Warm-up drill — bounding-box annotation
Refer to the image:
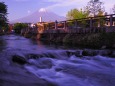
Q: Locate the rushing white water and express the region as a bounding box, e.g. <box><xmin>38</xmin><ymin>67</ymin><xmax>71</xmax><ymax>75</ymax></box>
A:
<box><xmin>0</xmin><ymin>35</ymin><xmax>115</xmax><ymax>86</ymax></box>
<box><xmin>25</xmin><ymin>52</ymin><xmax>115</xmax><ymax>86</ymax></box>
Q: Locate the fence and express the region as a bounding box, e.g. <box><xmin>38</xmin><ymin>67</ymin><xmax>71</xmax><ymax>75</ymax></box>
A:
<box><xmin>21</xmin><ymin>14</ymin><xmax>115</xmax><ymax>35</ymax></box>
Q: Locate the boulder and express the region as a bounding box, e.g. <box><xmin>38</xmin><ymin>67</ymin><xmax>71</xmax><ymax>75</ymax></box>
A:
<box><xmin>75</xmin><ymin>50</ymin><xmax>83</xmax><ymax>57</ymax></box>
<box><xmin>109</xmin><ymin>51</ymin><xmax>115</xmax><ymax>58</ymax></box>
<box><xmin>66</xmin><ymin>51</ymin><xmax>75</xmax><ymax>57</ymax></box>
<box><xmin>82</xmin><ymin>50</ymin><xmax>89</xmax><ymax>56</ymax></box>
<box><xmin>12</xmin><ymin>55</ymin><xmax>27</xmax><ymax>65</ymax></box>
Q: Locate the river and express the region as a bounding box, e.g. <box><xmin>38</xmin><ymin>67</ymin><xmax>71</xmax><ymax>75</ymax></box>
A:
<box><xmin>0</xmin><ymin>35</ymin><xmax>115</xmax><ymax>86</ymax></box>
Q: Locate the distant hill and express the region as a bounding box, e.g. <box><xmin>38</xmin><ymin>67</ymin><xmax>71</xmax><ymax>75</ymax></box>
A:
<box><xmin>10</xmin><ymin>8</ymin><xmax>66</xmax><ymax>23</ymax></box>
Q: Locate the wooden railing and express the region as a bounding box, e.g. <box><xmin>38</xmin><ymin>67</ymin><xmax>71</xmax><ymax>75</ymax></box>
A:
<box><xmin>21</xmin><ymin>14</ymin><xmax>115</xmax><ymax>35</ymax></box>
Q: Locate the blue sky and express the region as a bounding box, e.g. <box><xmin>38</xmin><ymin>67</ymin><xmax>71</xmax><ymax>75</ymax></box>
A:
<box><xmin>0</xmin><ymin>0</ymin><xmax>115</xmax><ymax>21</ymax></box>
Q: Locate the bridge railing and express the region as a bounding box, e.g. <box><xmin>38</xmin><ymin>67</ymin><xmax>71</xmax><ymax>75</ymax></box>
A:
<box><xmin>21</xmin><ymin>14</ymin><xmax>115</xmax><ymax>35</ymax></box>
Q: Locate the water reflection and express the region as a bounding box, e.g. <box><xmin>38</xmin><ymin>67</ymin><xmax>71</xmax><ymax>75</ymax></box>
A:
<box><xmin>0</xmin><ymin>34</ymin><xmax>80</xmax><ymax>52</ymax></box>
<box><xmin>0</xmin><ymin>36</ymin><xmax>7</xmax><ymax>51</ymax></box>
<box><xmin>0</xmin><ymin>35</ymin><xmax>61</xmax><ymax>53</ymax></box>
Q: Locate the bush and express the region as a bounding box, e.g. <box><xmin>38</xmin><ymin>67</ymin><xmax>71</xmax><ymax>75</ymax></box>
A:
<box><xmin>13</xmin><ymin>23</ymin><xmax>28</xmax><ymax>34</ymax></box>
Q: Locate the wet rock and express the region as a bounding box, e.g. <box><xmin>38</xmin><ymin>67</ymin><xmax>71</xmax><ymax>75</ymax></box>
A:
<box><xmin>91</xmin><ymin>51</ymin><xmax>99</xmax><ymax>56</ymax></box>
<box><xmin>48</xmin><ymin>54</ymin><xmax>56</xmax><ymax>58</ymax></box>
<box><xmin>82</xmin><ymin>50</ymin><xmax>98</xmax><ymax>56</ymax></box>
<box><xmin>109</xmin><ymin>51</ymin><xmax>115</xmax><ymax>58</ymax></box>
<box><xmin>74</xmin><ymin>51</ymin><xmax>82</xmax><ymax>57</ymax></box>
<box><xmin>66</xmin><ymin>51</ymin><xmax>75</xmax><ymax>57</ymax></box>
<box><xmin>99</xmin><ymin>50</ymin><xmax>113</xmax><ymax>56</ymax></box>
<box><xmin>27</xmin><ymin>54</ymin><xmax>40</xmax><ymax>59</ymax></box>
<box><xmin>112</xmin><ymin>51</ymin><xmax>115</xmax><ymax>58</ymax></box>
<box><xmin>82</xmin><ymin>50</ymin><xmax>89</xmax><ymax>56</ymax></box>
<box><xmin>12</xmin><ymin>55</ymin><xmax>27</xmax><ymax>65</ymax></box>
<box><xmin>42</xmin><ymin>53</ymin><xmax>49</xmax><ymax>57</ymax></box>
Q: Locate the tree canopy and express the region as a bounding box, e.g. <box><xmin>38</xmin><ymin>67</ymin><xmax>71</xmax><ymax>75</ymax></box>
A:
<box><xmin>66</xmin><ymin>8</ymin><xmax>89</xmax><ymax>20</ymax></box>
<box><xmin>86</xmin><ymin>0</ymin><xmax>104</xmax><ymax>16</ymax></box>
<box><xmin>66</xmin><ymin>0</ymin><xmax>105</xmax><ymax>20</ymax></box>
<box><xmin>13</xmin><ymin>23</ymin><xmax>28</xmax><ymax>34</ymax></box>
<box><xmin>0</xmin><ymin>2</ymin><xmax>8</xmax><ymax>28</ymax></box>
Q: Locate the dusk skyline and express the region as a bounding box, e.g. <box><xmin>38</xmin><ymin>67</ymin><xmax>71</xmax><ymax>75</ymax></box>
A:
<box><xmin>0</xmin><ymin>0</ymin><xmax>115</xmax><ymax>21</ymax></box>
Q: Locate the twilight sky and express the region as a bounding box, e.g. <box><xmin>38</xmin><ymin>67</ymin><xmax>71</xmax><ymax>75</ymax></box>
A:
<box><xmin>0</xmin><ymin>0</ymin><xmax>115</xmax><ymax>21</ymax></box>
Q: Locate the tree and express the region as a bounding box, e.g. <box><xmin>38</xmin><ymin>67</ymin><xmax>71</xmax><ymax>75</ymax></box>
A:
<box><xmin>112</xmin><ymin>5</ymin><xmax>115</xmax><ymax>13</ymax></box>
<box><xmin>86</xmin><ymin>0</ymin><xmax>104</xmax><ymax>16</ymax></box>
<box><xmin>0</xmin><ymin>2</ymin><xmax>8</xmax><ymax>28</ymax></box>
<box><xmin>66</xmin><ymin>8</ymin><xmax>89</xmax><ymax>20</ymax></box>
<box><xmin>66</xmin><ymin>8</ymin><xmax>89</xmax><ymax>28</ymax></box>
<box><xmin>13</xmin><ymin>23</ymin><xmax>28</xmax><ymax>34</ymax></box>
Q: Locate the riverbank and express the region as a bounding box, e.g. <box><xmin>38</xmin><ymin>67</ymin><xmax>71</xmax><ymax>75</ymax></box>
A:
<box><xmin>35</xmin><ymin>32</ymin><xmax>115</xmax><ymax>49</ymax></box>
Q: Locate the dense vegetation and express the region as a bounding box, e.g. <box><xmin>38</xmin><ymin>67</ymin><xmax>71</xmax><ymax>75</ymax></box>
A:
<box><xmin>66</xmin><ymin>0</ymin><xmax>105</xmax><ymax>20</ymax></box>
<box><xmin>0</xmin><ymin>2</ymin><xmax>8</xmax><ymax>33</ymax></box>
<box><xmin>38</xmin><ymin>32</ymin><xmax>115</xmax><ymax>49</ymax></box>
<box><xmin>66</xmin><ymin>8</ymin><xmax>89</xmax><ymax>20</ymax></box>
<box><xmin>13</xmin><ymin>23</ymin><xmax>28</xmax><ymax>34</ymax></box>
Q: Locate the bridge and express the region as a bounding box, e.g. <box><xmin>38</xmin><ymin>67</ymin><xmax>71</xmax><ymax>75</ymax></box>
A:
<box><xmin>21</xmin><ymin>14</ymin><xmax>115</xmax><ymax>36</ymax></box>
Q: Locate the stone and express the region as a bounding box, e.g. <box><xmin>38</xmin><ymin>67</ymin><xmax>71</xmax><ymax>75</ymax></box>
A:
<box><xmin>82</xmin><ymin>50</ymin><xmax>98</xmax><ymax>56</ymax></box>
<box><xmin>75</xmin><ymin>50</ymin><xmax>83</xmax><ymax>57</ymax></box>
<box><xmin>27</xmin><ymin>54</ymin><xmax>40</xmax><ymax>59</ymax></box>
<box><xmin>12</xmin><ymin>55</ymin><xmax>27</xmax><ymax>65</ymax></box>
<box><xmin>66</xmin><ymin>51</ymin><xmax>75</xmax><ymax>57</ymax></box>
<box><xmin>109</xmin><ymin>51</ymin><xmax>115</xmax><ymax>58</ymax></box>
<box><xmin>99</xmin><ymin>50</ymin><xmax>112</xmax><ymax>56</ymax></box>
<box><xmin>82</xmin><ymin>50</ymin><xmax>89</xmax><ymax>56</ymax></box>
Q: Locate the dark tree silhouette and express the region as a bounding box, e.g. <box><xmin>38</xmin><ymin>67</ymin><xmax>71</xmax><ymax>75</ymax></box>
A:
<box><xmin>0</xmin><ymin>2</ymin><xmax>8</xmax><ymax>29</ymax></box>
<box><xmin>86</xmin><ymin>0</ymin><xmax>104</xmax><ymax>16</ymax></box>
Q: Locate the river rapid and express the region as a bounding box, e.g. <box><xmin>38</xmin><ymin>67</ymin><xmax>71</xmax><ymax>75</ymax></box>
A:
<box><xmin>0</xmin><ymin>35</ymin><xmax>115</xmax><ymax>86</ymax></box>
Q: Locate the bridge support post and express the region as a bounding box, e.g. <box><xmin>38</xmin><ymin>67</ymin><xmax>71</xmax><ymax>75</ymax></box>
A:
<box><xmin>74</xmin><ymin>20</ymin><xmax>77</xmax><ymax>28</ymax></box>
<box><xmin>48</xmin><ymin>23</ymin><xmax>50</xmax><ymax>30</ymax></box>
<box><xmin>90</xmin><ymin>17</ymin><xmax>93</xmax><ymax>33</ymax></box>
<box><xmin>64</xmin><ymin>21</ymin><xmax>67</xmax><ymax>30</ymax></box>
<box><xmin>55</xmin><ymin>20</ymin><xmax>58</xmax><ymax>29</ymax></box>
<box><xmin>110</xmin><ymin>15</ymin><xmax>113</xmax><ymax>28</ymax></box>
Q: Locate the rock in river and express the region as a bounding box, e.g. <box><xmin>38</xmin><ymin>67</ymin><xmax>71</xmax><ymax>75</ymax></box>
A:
<box><xmin>12</xmin><ymin>55</ymin><xmax>27</xmax><ymax>65</ymax></box>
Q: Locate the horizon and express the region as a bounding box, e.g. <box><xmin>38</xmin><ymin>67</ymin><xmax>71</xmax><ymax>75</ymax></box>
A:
<box><xmin>0</xmin><ymin>0</ymin><xmax>115</xmax><ymax>21</ymax></box>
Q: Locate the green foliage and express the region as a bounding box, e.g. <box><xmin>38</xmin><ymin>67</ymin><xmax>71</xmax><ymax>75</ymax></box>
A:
<box><xmin>100</xmin><ymin>33</ymin><xmax>115</xmax><ymax>48</ymax></box>
<box><xmin>0</xmin><ymin>2</ymin><xmax>7</xmax><ymax>15</ymax></box>
<box><xmin>63</xmin><ymin>34</ymin><xmax>73</xmax><ymax>44</ymax></box>
<box><xmin>62</xmin><ymin>32</ymin><xmax>115</xmax><ymax>49</ymax></box>
<box><xmin>0</xmin><ymin>2</ymin><xmax>8</xmax><ymax>28</ymax></box>
<box><xmin>66</xmin><ymin>8</ymin><xmax>89</xmax><ymax>20</ymax></box>
<box><xmin>66</xmin><ymin>8</ymin><xmax>89</xmax><ymax>28</ymax></box>
<box><xmin>86</xmin><ymin>0</ymin><xmax>104</xmax><ymax>16</ymax></box>
<box><xmin>67</xmin><ymin>21</ymin><xmax>74</xmax><ymax>28</ymax></box>
<box><xmin>13</xmin><ymin>23</ymin><xmax>28</xmax><ymax>34</ymax></box>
